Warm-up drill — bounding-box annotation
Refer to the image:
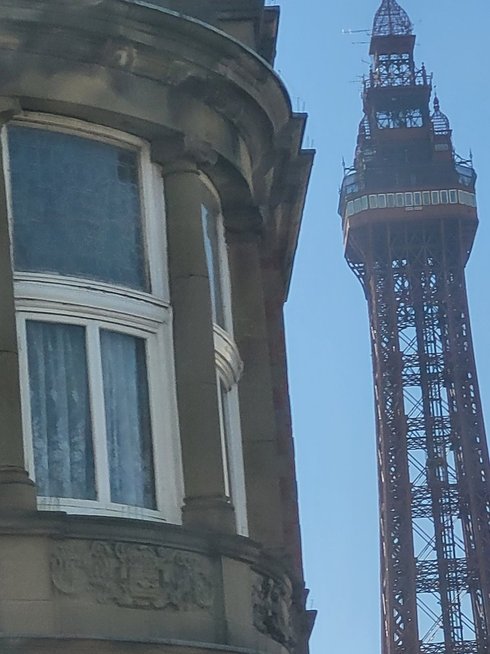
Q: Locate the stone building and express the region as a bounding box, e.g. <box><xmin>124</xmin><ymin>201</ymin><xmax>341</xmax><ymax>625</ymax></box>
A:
<box><xmin>0</xmin><ymin>0</ymin><xmax>314</xmax><ymax>652</ymax></box>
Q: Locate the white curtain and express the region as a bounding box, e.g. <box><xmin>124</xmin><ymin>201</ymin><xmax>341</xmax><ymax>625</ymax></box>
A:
<box><xmin>100</xmin><ymin>330</ymin><xmax>155</xmax><ymax>509</ymax></box>
<box><xmin>27</xmin><ymin>321</ymin><xmax>95</xmax><ymax>499</ymax></box>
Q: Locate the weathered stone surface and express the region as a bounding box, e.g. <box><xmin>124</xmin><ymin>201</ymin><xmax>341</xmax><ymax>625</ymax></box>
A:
<box><xmin>0</xmin><ymin>0</ymin><xmax>314</xmax><ymax>651</ymax></box>
<box><xmin>253</xmin><ymin>573</ymin><xmax>295</xmax><ymax>649</ymax></box>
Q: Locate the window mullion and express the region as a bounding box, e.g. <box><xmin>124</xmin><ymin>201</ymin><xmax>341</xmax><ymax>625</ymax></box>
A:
<box><xmin>141</xmin><ymin>154</ymin><xmax>168</xmax><ymax>301</ymax></box>
<box><xmin>86</xmin><ymin>323</ymin><xmax>110</xmax><ymax>505</ymax></box>
<box><xmin>1</xmin><ymin>125</ymin><xmax>14</xmax><ymax>257</ymax></box>
<box><xmin>17</xmin><ymin>315</ymin><xmax>35</xmax><ymax>482</ymax></box>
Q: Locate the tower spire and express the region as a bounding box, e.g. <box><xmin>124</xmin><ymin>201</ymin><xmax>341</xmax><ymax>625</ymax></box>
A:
<box><xmin>339</xmin><ymin>4</ymin><xmax>490</xmax><ymax>654</ymax></box>
<box><xmin>372</xmin><ymin>0</ymin><xmax>413</xmax><ymax>37</ymax></box>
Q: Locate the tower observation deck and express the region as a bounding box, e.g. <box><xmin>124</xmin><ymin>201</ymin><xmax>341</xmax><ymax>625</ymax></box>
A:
<box><xmin>339</xmin><ymin>1</ymin><xmax>490</xmax><ymax>653</ymax></box>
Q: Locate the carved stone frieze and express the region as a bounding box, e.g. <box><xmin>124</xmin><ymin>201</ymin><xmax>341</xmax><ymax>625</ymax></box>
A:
<box><xmin>253</xmin><ymin>574</ymin><xmax>296</xmax><ymax>649</ymax></box>
<box><xmin>51</xmin><ymin>540</ymin><xmax>214</xmax><ymax>610</ymax></box>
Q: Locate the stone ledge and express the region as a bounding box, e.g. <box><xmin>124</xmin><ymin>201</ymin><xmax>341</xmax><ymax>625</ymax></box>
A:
<box><xmin>0</xmin><ymin>636</ymin><xmax>265</xmax><ymax>654</ymax></box>
<box><xmin>0</xmin><ymin>507</ymin><xmax>291</xmax><ymax>581</ymax></box>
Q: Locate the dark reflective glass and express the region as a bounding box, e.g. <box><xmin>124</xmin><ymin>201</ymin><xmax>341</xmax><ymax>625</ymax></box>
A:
<box><xmin>201</xmin><ymin>204</ymin><xmax>225</xmax><ymax>327</ymax></box>
<box><xmin>9</xmin><ymin>126</ymin><xmax>148</xmax><ymax>290</ymax></box>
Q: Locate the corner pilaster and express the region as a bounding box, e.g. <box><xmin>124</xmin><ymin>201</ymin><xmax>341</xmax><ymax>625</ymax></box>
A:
<box><xmin>0</xmin><ymin>98</ymin><xmax>36</xmax><ymax>511</ymax></box>
<box><xmin>153</xmin><ymin>137</ymin><xmax>236</xmax><ymax>534</ymax></box>
<box><xmin>225</xmin><ymin>220</ymin><xmax>285</xmax><ymax>551</ymax></box>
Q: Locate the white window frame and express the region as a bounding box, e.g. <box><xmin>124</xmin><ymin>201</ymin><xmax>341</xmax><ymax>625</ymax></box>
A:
<box><xmin>200</xmin><ymin>174</ymin><xmax>248</xmax><ymax>536</ymax></box>
<box><xmin>6</xmin><ymin>114</ymin><xmax>183</xmax><ymax>523</ymax></box>
<box><xmin>200</xmin><ymin>174</ymin><xmax>235</xmax><ymax>334</ymax></box>
<box><xmin>215</xmin><ymin>326</ymin><xmax>247</xmax><ymax>537</ymax></box>
<box><xmin>3</xmin><ymin>113</ymin><xmax>169</xmax><ymax>302</ymax></box>
<box><xmin>18</xmin><ymin>309</ymin><xmax>182</xmax><ymax>523</ymax></box>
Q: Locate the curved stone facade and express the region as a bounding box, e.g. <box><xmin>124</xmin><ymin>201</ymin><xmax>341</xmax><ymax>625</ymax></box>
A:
<box><xmin>0</xmin><ymin>1</ymin><xmax>314</xmax><ymax>652</ymax></box>
<box><xmin>0</xmin><ymin>514</ymin><xmax>302</xmax><ymax>653</ymax></box>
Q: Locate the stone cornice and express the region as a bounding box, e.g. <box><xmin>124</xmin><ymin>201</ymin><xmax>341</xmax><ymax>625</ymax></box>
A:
<box><xmin>0</xmin><ymin>0</ymin><xmax>288</xmax><ymax>190</ymax></box>
<box><xmin>0</xmin><ymin>0</ymin><xmax>291</xmax><ymax>130</ymax></box>
<box><xmin>0</xmin><ymin>0</ymin><xmax>313</xmax><ymax>299</ymax></box>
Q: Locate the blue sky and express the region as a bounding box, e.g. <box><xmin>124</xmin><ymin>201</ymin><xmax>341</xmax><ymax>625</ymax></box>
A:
<box><xmin>274</xmin><ymin>1</ymin><xmax>490</xmax><ymax>652</ymax></box>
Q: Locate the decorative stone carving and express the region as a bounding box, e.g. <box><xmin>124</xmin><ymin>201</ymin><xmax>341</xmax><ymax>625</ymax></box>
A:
<box><xmin>51</xmin><ymin>540</ymin><xmax>214</xmax><ymax>610</ymax></box>
<box><xmin>102</xmin><ymin>38</ymin><xmax>137</xmax><ymax>71</ymax></box>
<box><xmin>253</xmin><ymin>574</ymin><xmax>296</xmax><ymax>649</ymax></box>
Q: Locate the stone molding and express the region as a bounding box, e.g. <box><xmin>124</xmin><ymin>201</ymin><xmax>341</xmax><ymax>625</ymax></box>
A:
<box><xmin>51</xmin><ymin>539</ymin><xmax>214</xmax><ymax>611</ymax></box>
<box><xmin>214</xmin><ymin>324</ymin><xmax>244</xmax><ymax>388</ymax></box>
<box><xmin>0</xmin><ymin>0</ymin><xmax>289</xmax><ymax>130</ymax></box>
<box><xmin>152</xmin><ymin>135</ymin><xmax>218</xmax><ymax>172</ymax></box>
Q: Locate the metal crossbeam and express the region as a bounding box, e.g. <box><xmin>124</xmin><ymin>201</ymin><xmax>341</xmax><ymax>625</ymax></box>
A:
<box><xmin>349</xmin><ymin>221</ymin><xmax>490</xmax><ymax>654</ymax></box>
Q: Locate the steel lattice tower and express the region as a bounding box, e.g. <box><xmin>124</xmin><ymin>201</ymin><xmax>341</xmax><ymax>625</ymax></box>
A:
<box><xmin>339</xmin><ymin>2</ymin><xmax>490</xmax><ymax>653</ymax></box>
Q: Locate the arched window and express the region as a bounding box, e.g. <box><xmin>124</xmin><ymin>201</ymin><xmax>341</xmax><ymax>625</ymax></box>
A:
<box><xmin>7</xmin><ymin>115</ymin><xmax>183</xmax><ymax>523</ymax></box>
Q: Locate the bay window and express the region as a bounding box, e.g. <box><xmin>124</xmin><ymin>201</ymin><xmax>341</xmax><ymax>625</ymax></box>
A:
<box><xmin>7</xmin><ymin>115</ymin><xmax>183</xmax><ymax>522</ymax></box>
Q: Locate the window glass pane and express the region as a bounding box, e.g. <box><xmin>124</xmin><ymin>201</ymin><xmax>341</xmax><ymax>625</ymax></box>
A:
<box><xmin>405</xmin><ymin>192</ymin><xmax>413</xmax><ymax>207</ymax></box>
<box><xmin>369</xmin><ymin>195</ymin><xmax>378</xmax><ymax>209</ymax></box>
<box><xmin>377</xmin><ymin>194</ymin><xmax>387</xmax><ymax>209</ymax></box>
<box><xmin>9</xmin><ymin>126</ymin><xmax>147</xmax><ymax>290</ymax></box>
<box><xmin>354</xmin><ymin>197</ymin><xmax>362</xmax><ymax>213</ymax></box>
<box><xmin>414</xmin><ymin>192</ymin><xmax>422</xmax><ymax>206</ymax></box>
<box><xmin>201</xmin><ymin>205</ymin><xmax>225</xmax><ymax>327</ymax></box>
<box><xmin>440</xmin><ymin>190</ymin><xmax>448</xmax><ymax>204</ymax></box>
<box><xmin>346</xmin><ymin>201</ymin><xmax>354</xmax><ymax>216</ymax></box>
<box><xmin>361</xmin><ymin>195</ymin><xmax>369</xmax><ymax>211</ymax></box>
<box><xmin>449</xmin><ymin>190</ymin><xmax>458</xmax><ymax>204</ymax></box>
<box><xmin>387</xmin><ymin>193</ymin><xmax>395</xmax><ymax>208</ymax></box>
<box><xmin>422</xmin><ymin>191</ymin><xmax>431</xmax><ymax>206</ymax></box>
<box><xmin>431</xmin><ymin>191</ymin><xmax>440</xmax><ymax>205</ymax></box>
<box><xmin>26</xmin><ymin>321</ymin><xmax>95</xmax><ymax>500</ymax></box>
<box><xmin>100</xmin><ymin>330</ymin><xmax>155</xmax><ymax>509</ymax></box>
<box><xmin>396</xmin><ymin>193</ymin><xmax>404</xmax><ymax>207</ymax></box>
<box><xmin>219</xmin><ymin>381</ymin><xmax>232</xmax><ymax>498</ymax></box>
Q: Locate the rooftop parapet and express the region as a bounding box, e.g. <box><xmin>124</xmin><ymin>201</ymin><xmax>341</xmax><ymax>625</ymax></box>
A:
<box><xmin>128</xmin><ymin>0</ymin><xmax>280</xmax><ymax>63</ymax></box>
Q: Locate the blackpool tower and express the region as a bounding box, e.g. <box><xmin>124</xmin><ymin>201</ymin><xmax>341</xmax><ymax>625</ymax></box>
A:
<box><xmin>339</xmin><ymin>1</ymin><xmax>490</xmax><ymax>652</ymax></box>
